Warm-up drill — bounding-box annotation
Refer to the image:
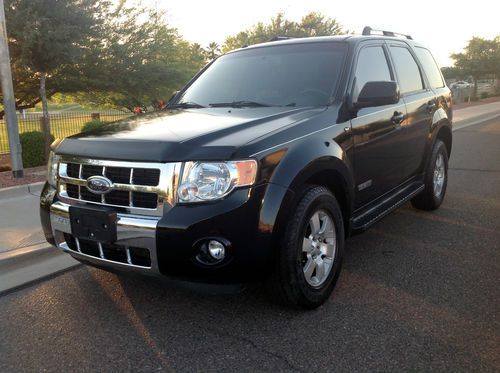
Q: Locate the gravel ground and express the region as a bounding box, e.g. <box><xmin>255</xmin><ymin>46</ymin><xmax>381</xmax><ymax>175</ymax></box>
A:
<box><xmin>0</xmin><ymin>166</ymin><xmax>46</xmax><ymax>188</ymax></box>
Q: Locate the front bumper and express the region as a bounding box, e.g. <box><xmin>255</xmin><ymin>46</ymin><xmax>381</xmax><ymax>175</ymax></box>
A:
<box><xmin>50</xmin><ymin>200</ymin><xmax>161</xmax><ymax>276</ymax></box>
<box><xmin>41</xmin><ymin>181</ymin><xmax>289</xmax><ymax>282</ymax></box>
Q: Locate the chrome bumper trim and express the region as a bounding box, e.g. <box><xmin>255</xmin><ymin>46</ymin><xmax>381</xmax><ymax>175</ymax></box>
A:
<box><xmin>50</xmin><ymin>201</ymin><xmax>161</xmax><ymax>275</ymax></box>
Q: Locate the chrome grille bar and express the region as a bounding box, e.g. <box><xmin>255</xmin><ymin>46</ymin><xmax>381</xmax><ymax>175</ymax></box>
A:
<box><xmin>56</xmin><ymin>156</ymin><xmax>181</xmax><ymax>217</ymax></box>
<box><xmin>98</xmin><ymin>242</ymin><xmax>104</xmax><ymax>259</ymax></box>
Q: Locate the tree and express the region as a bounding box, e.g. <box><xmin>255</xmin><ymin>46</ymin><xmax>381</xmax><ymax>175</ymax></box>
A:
<box><xmin>204</xmin><ymin>42</ymin><xmax>221</xmax><ymax>62</ymax></box>
<box><xmin>222</xmin><ymin>12</ymin><xmax>345</xmax><ymax>52</ymax></box>
<box><xmin>3</xmin><ymin>0</ymin><xmax>107</xmax><ymax>154</ymax></box>
<box><xmin>451</xmin><ymin>36</ymin><xmax>500</xmax><ymax>98</ymax></box>
<box><xmin>74</xmin><ymin>6</ymin><xmax>206</xmax><ymax>112</ymax></box>
<box><xmin>1</xmin><ymin>1</ymin><xmax>206</xmax><ymax>117</ymax></box>
<box><xmin>440</xmin><ymin>66</ymin><xmax>465</xmax><ymax>82</ymax></box>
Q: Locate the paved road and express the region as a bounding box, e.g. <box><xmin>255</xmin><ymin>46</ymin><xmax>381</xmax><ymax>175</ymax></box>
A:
<box><xmin>1</xmin><ymin>118</ymin><xmax>499</xmax><ymax>372</ymax></box>
<box><xmin>0</xmin><ymin>188</ymin><xmax>45</xmax><ymax>253</ymax></box>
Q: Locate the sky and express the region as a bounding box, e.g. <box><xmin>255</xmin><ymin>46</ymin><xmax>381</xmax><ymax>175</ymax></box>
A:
<box><xmin>145</xmin><ymin>0</ymin><xmax>499</xmax><ymax>67</ymax></box>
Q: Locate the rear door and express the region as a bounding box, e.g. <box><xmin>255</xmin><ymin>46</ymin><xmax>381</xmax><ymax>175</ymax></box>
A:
<box><xmin>350</xmin><ymin>42</ymin><xmax>408</xmax><ymax>209</ymax></box>
<box><xmin>386</xmin><ymin>42</ymin><xmax>435</xmax><ymax>178</ymax></box>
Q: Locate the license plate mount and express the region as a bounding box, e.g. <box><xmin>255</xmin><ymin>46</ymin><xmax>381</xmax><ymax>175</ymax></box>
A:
<box><xmin>69</xmin><ymin>205</ymin><xmax>117</xmax><ymax>243</ymax></box>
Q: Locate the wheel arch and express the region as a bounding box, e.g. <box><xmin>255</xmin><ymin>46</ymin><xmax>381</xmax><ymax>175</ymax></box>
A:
<box><xmin>267</xmin><ymin>155</ymin><xmax>355</xmax><ymax>250</ymax></box>
<box><xmin>436</xmin><ymin>123</ymin><xmax>452</xmax><ymax>156</ymax></box>
<box><xmin>288</xmin><ymin>161</ymin><xmax>353</xmax><ymax>234</ymax></box>
<box><xmin>431</xmin><ymin>108</ymin><xmax>453</xmax><ymax>156</ymax></box>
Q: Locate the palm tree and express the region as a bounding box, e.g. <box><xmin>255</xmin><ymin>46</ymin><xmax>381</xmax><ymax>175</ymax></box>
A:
<box><xmin>204</xmin><ymin>42</ymin><xmax>221</xmax><ymax>62</ymax></box>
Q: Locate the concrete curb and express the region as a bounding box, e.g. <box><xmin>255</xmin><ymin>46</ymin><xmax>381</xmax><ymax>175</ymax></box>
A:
<box><xmin>0</xmin><ymin>243</ymin><xmax>53</xmax><ymax>267</ymax></box>
<box><xmin>0</xmin><ymin>242</ymin><xmax>81</xmax><ymax>295</ymax></box>
<box><xmin>0</xmin><ymin>181</ymin><xmax>44</xmax><ymax>199</ymax></box>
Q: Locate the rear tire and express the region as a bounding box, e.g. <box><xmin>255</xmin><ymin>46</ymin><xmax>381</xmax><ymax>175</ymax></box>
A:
<box><xmin>411</xmin><ymin>139</ymin><xmax>449</xmax><ymax>210</ymax></box>
<box><xmin>272</xmin><ymin>186</ymin><xmax>344</xmax><ymax>309</ymax></box>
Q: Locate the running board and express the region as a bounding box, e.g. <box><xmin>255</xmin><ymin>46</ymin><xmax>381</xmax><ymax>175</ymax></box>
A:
<box><xmin>351</xmin><ymin>182</ymin><xmax>424</xmax><ymax>233</ymax></box>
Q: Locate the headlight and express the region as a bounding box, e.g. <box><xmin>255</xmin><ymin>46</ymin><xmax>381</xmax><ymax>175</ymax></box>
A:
<box><xmin>47</xmin><ymin>151</ymin><xmax>60</xmax><ymax>188</ymax></box>
<box><xmin>178</xmin><ymin>160</ymin><xmax>257</xmax><ymax>203</ymax></box>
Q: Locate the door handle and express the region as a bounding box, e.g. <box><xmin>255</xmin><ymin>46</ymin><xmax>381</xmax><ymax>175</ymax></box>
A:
<box><xmin>427</xmin><ymin>102</ymin><xmax>437</xmax><ymax>112</ymax></box>
<box><xmin>391</xmin><ymin>111</ymin><xmax>405</xmax><ymax>125</ymax></box>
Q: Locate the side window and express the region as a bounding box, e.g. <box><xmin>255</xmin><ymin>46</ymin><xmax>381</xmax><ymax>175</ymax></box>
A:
<box><xmin>389</xmin><ymin>46</ymin><xmax>424</xmax><ymax>94</ymax></box>
<box><xmin>353</xmin><ymin>46</ymin><xmax>392</xmax><ymax>102</ymax></box>
<box><xmin>414</xmin><ymin>47</ymin><xmax>444</xmax><ymax>88</ymax></box>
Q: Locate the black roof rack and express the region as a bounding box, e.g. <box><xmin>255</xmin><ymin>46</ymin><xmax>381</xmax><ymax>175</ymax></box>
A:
<box><xmin>269</xmin><ymin>36</ymin><xmax>293</xmax><ymax>42</ymax></box>
<box><xmin>362</xmin><ymin>26</ymin><xmax>412</xmax><ymax>40</ymax></box>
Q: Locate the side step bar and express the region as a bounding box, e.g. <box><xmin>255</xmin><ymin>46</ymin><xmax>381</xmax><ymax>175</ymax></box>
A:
<box><xmin>351</xmin><ymin>182</ymin><xmax>424</xmax><ymax>233</ymax></box>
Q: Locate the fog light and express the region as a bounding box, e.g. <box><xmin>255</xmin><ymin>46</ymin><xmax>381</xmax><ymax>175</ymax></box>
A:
<box><xmin>208</xmin><ymin>240</ymin><xmax>225</xmax><ymax>260</ymax></box>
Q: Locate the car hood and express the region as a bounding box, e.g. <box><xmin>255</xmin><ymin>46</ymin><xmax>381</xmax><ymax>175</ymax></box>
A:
<box><xmin>55</xmin><ymin>107</ymin><xmax>326</xmax><ymax>162</ymax></box>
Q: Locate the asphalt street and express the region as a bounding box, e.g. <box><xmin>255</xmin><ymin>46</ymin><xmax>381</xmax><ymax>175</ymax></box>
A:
<box><xmin>1</xmin><ymin>118</ymin><xmax>499</xmax><ymax>372</ymax></box>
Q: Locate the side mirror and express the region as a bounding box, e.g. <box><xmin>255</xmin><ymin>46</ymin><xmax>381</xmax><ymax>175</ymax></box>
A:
<box><xmin>355</xmin><ymin>81</ymin><xmax>400</xmax><ymax>109</ymax></box>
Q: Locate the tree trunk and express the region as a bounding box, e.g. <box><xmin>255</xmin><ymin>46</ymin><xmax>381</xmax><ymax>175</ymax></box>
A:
<box><xmin>39</xmin><ymin>72</ymin><xmax>51</xmax><ymax>160</ymax></box>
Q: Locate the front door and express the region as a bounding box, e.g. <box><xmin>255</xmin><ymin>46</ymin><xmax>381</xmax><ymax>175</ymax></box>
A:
<box><xmin>350</xmin><ymin>43</ymin><xmax>408</xmax><ymax>209</ymax></box>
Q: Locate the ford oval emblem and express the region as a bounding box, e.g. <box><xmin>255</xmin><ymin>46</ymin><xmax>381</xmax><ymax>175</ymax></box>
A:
<box><xmin>86</xmin><ymin>175</ymin><xmax>113</xmax><ymax>194</ymax></box>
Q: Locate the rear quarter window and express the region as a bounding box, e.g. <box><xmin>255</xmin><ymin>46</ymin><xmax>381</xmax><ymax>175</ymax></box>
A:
<box><xmin>414</xmin><ymin>47</ymin><xmax>445</xmax><ymax>89</ymax></box>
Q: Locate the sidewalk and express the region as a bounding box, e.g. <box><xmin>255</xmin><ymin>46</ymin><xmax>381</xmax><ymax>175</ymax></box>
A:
<box><xmin>0</xmin><ymin>182</ymin><xmax>79</xmax><ymax>294</ymax></box>
<box><xmin>453</xmin><ymin>101</ymin><xmax>500</xmax><ymax>128</ymax></box>
<box><xmin>0</xmin><ymin>183</ymin><xmax>46</xmax><ymax>254</ymax></box>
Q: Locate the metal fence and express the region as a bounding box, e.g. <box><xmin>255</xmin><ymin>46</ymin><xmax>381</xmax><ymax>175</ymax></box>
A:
<box><xmin>0</xmin><ymin>111</ymin><xmax>132</xmax><ymax>154</ymax></box>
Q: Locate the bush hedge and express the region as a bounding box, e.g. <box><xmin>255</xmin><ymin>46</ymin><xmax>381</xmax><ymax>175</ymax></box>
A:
<box><xmin>20</xmin><ymin>131</ymin><xmax>54</xmax><ymax>168</ymax></box>
<box><xmin>81</xmin><ymin>119</ymin><xmax>107</xmax><ymax>132</ymax></box>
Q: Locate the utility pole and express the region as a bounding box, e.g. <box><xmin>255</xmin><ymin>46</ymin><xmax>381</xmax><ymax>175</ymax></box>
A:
<box><xmin>0</xmin><ymin>0</ymin><xmax>23</xmax><ymax>178</ymax></box>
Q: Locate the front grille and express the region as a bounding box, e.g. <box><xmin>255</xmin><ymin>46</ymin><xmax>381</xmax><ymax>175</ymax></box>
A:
<box><xmin>59</xmin><ymin>161</ymin><xmax>162</xmax><ymax>209</ymax></box>
<box><xmin>80</xmin><ymin>187</ymin><xmax>101</xmax><ymax>202</ymax></box>
<box><xmin>132</xmin><ymin>191</ymin><xmax>157</xmax><ymax>209</ymax></box>
<box><xmin>105</xmin><ymin>190</ymin><xmax>130</xmax><ymax>206</ymax></box>
<box><xmin>64</xmin><ymin>233</ymin><xmax>152</xmax><ymax>268</ymax></box>
<box><xmin>106</xmin><ymin>166</ymin><xmax>132</xmax><ymax>184</ymax></box>
<box><xmin>67</xmin><ymin>163</ymin><xmax>80</xmax><ymax>178</ymax></box>
<box><xmin>82</xmin><ymin>165</ymin><xmax>104</xmax><ymax>180</ymax></box>
<box><xmin>132</xmin><ymin>168</ymin><xmax>160</xmax><ymax>186</ymax></box>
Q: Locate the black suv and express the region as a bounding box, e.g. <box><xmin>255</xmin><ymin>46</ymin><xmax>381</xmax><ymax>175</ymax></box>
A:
<box><xmin>40</xmin><ymin>28</ymin><xmax>452</xmax><ymax>308</ymax></box>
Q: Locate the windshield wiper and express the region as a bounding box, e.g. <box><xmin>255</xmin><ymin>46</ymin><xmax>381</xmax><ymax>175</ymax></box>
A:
<box><xmin>209</xmin><ymin>100</ymin><xmax>272</xmax><ymax>108</ymax></box>
<box><xmin>169</xmin><ymin>101</ymin><xmax>206</xmax><ymax>109</ymax></box>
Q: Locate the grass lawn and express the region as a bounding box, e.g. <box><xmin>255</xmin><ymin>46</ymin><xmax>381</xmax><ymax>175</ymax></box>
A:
<box><xmin>0</xmin><ymin>112</ymin><xmax>131</xmax><ymax>154</ymax></box>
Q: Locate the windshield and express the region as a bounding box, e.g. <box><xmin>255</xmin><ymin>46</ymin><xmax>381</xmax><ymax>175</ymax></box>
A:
<box><xmin>176</xmin><ymin>42</ymin><xmax>347</xmax><ymax>108</ymax></box>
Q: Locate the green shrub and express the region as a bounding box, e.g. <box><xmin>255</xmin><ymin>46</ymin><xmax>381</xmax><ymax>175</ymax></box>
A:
<box><xmin>20</xmin><ymin>131</ymin><xmax>54</xmax><ymax>168</ymax></box>
<box><xmin>480</xmin><ymin>92</ymin><xmax>489</xmax><ymax>99</ymax></box>
<box><xmin>81</xmin><ymin>119</ymin><xmax>107</xmax><ymax>133</ymax></box>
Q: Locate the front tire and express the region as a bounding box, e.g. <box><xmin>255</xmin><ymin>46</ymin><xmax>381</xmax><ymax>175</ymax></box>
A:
<box><xmin>411</xmin><ymin>139</ymin><xmax>449</xmax><ymax>210</ymax></box>
<box><xmin>273</xmin><ymin>186</ymin><xmax>344</xmax><ymax>309</ymax></box>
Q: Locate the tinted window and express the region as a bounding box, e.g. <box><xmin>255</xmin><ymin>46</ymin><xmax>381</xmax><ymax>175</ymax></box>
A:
<box><xmin>353</xmin><ymin>46</ymin><xmax>392</xmax><ymax>101</ymax></box>
<box><xmin>414</xmin><ymin>47</ymin><xmax>444</xmax><ymax>88</ymax></box>
<box><xmin>177</xmin><ymin>43</ymin><xmax>347</xmax><ymax>107</ymax></box>
<box><xmin>389</xmin><ymin>46</ymin><xmax>424</xmax><ymax>94</ymax></box>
